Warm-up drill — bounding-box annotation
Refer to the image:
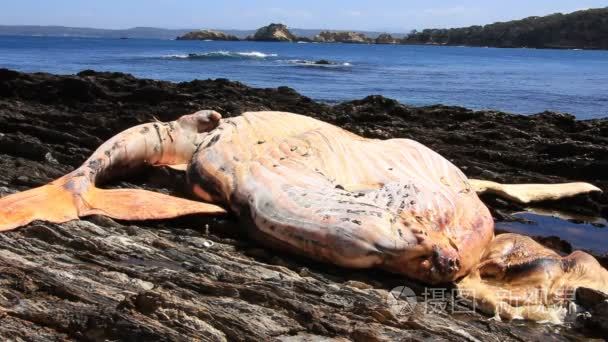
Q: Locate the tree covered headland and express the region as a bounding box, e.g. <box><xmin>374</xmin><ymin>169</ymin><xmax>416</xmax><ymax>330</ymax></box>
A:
<box><xmin>403</xmin><ymin>7</ymin><xmax>608</xmax><ymax>49</ymax></box>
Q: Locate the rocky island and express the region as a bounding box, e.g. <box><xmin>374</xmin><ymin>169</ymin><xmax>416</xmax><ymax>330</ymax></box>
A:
<box><xmin>176</xmin><ymin>29</ymin><xmax>239</xmax><ymax>41</ymax></box>
<box><xmin>313</xmin><ymin>30</ymin><xmax>372</xmax><ymax>44</ymax></box>
<box><xmin>0</xmin><ymin>68</ymin><xmax>607</xmax><ymax>340</ymax></box>
<box><xmin>246</xmin><ymin>23</ymin><xmax>297</xmax><ymax>42</ymax></box>
<box><xmin>174</xmin><ymin>23</ymin><xmax>388</xmax><ymax>45</ymax></box>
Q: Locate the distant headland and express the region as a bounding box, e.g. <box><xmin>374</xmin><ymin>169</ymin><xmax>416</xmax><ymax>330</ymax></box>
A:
<box><xmin>1</xmin><ymin>7</ymin><xmax>607</xmax><ymax>49</ymax></box>
<box><xmin>403</xmin><ymin>7</ymin><xmax>608</xmax><ymax>49</ymax></box>
<box><xmin>175</xmin><ymin>8</ymin><xmax>608</xmax><ymax>49</ymax></box>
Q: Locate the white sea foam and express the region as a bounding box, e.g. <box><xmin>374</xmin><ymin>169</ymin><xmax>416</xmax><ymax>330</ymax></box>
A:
<box><xmin>163</xmin><ymin>54</ymin><xmax>189</xmax><ymax>59</ymax></box>
<box><xmin>162</xmin><ymin>51</ymin><xmax>278</xmax><ymax>60</ymax></box>
<box><xmin>236</xmin><ymin>51</ymin><xmax>278</xmax><ymax>58</ymax></box>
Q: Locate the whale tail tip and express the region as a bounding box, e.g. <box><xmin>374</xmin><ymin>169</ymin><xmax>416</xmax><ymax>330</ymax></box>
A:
<box><xmin>0</xmin><ymin>180</ymin><xmax>79</xmax><ymax>231</ymax></box>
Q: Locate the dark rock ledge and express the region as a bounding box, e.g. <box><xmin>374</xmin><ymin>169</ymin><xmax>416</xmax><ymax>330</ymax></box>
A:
<box><xmin>0</xmin><ymin>68</ymin><xmax>607</xmax><ymax>341</ymax></box>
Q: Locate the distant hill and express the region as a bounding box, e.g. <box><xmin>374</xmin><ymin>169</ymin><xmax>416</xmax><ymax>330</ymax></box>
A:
<box><xmin>0</xmin><ymin>25</ymin><xmax>196</xmax><ymax>39</ymax></box>
<box><xmin>403</xmin><ymin>7</ymin><xmax>608</xmax><ymax>49</ymax></box>
<box><xmin>0</xmin><ymin>25</ymin><xmax>403</xmax><ymax>40</ymax></box>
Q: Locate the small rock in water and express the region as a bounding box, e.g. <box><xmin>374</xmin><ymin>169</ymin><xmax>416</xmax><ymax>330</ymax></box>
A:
<box><xmin>315</xmin><ymin>59</ymin><xmax>331</xmax><ymax>65</ymax></box>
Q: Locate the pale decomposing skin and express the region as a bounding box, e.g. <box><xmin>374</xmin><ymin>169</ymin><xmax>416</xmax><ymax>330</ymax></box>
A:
<box><xmin>0</xmin><ymin>110</ymin><xmax>605</xmax><ymax>321</ymax></box>
<box><xmin>457</xmin><ymin>233</ymin><xmax>608</xmax><ymax>323</ymax></box>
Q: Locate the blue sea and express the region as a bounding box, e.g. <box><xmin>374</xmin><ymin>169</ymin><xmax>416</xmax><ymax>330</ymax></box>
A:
<box><xmin>0</xmin><ymin>35</ymin><xmax>607</xmax><ymax>119</ymax></box>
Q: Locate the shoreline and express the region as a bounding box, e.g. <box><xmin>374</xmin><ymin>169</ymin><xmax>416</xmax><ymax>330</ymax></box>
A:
<box><xmin>3</xmin><ymin>63</ymin><xmax>607</xmax><ymax>121</ymax></box>
<box><xmin>4</xmin><ymin>33</ymin><xmax>608</xmax><ymax>52</ymax></box>
<box><xmin>1</xmin><ymin>68</ymin><xmax>607</xmax><ymax>339</ymax></box>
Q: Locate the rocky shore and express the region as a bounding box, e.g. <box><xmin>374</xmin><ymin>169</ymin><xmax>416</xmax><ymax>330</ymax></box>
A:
<box><xmin>0</xmin><ymin>69</ymin><xmax>607</xmax><ymax>340</ymax></box>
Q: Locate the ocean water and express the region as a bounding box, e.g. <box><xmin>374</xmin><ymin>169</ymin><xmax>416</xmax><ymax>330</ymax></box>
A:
<box><xmin>0</xmin><ymin>35</ymin><xmax>607</xmax><ymax>119</ymax></box>
<box><xmin>496</xmin><ymin>212</ymin><xmax>608</xmax><ymax>254</ymax></box>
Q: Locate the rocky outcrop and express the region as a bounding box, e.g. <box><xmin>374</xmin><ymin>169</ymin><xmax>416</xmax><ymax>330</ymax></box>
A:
<box><xmin>0</xmin><ymin>69</ymin><xmax>607</xmax><ymax>340</ymax></box>
<box><xmin>375</xmin><ymin>33</ymin><xmax>398</xmax><ymax>44</ymax></box>
<box><xmin>247</xmin><ymin>23</ymin><xmax>296</xmax><ymax>42</ymax></box>
<box><xmin>176</xmin><ymin>29</ymin><xmax>239</xmax><ymax>41</ymax></box>
<box><xmin>313</xmin><ymin>31</ymin><xmax>372</xmax><ymax>44</ymax></box>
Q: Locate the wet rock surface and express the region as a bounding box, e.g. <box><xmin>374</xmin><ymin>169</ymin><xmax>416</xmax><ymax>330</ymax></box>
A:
<box><xmin>0</xmin><ymin>69</ymin><xmax>607</xmax><ymax>341</ymax></box>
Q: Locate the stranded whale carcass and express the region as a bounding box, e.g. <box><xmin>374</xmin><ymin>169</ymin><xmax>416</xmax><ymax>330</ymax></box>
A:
<box><xmin>0</xmin><ymin>110</ymin><xmax>606</xmax><ymax>320</ymax></box>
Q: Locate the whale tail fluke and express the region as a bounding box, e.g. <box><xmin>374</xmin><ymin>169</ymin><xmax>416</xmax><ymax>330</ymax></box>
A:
<box><xmin>0</xmin><ymin>181</ymin><xmax>80</xmax><ymax>232</ymax></box>
<box><xmin>0</xmin><ymin>175</ymin><xmax>227</xmax><ymax>232</ymax></box>
<box><xmin>78</xmin><ymin>187</ymin><xmax>227</xmax><ymax>221</ymax></box>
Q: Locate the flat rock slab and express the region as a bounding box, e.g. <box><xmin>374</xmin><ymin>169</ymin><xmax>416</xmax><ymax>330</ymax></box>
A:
<box><xmin>0</xmin><ymin>69</ymin><xmax>607</xmax><ymax>341</ymax></box>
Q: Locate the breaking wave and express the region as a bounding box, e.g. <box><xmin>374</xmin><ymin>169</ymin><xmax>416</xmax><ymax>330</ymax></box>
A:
<box><xmin>163</xmin><ymin>51</ymin><xmax>278</xmax><ymax>60</ymax></box>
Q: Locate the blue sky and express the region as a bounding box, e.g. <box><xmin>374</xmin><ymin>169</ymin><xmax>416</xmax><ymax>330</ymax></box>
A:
<box><xmin>1</xmin><ymin>0</ymin><xmax>607</xmax><ymax>32</ymax></box>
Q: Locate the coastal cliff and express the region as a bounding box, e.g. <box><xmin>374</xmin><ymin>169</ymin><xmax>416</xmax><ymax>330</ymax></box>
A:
<box><xmin>176</xmin><ymin>29</ymin><xmax>239</xmax><ymax>41</ymax></box>
<box><xmin>0</xmin><ymin>69</ymin><xmax>607</xmax><ymax>340</ymax></box>
<box><xmin>403</xmin><ymin>7</ymin><xmax>608</xmax><ymax>49</ymax></box>
<box><xmin>247</xmin><ymin>23</ymin><xmax>297</xmax><ymax>42</ymax></box>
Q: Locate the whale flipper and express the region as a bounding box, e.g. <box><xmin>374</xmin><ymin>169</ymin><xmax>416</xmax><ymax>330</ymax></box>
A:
<box><xmin>469</xmin><ymin>179</ymin><xmax>601</xmax><ymax>204</ymax></box>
